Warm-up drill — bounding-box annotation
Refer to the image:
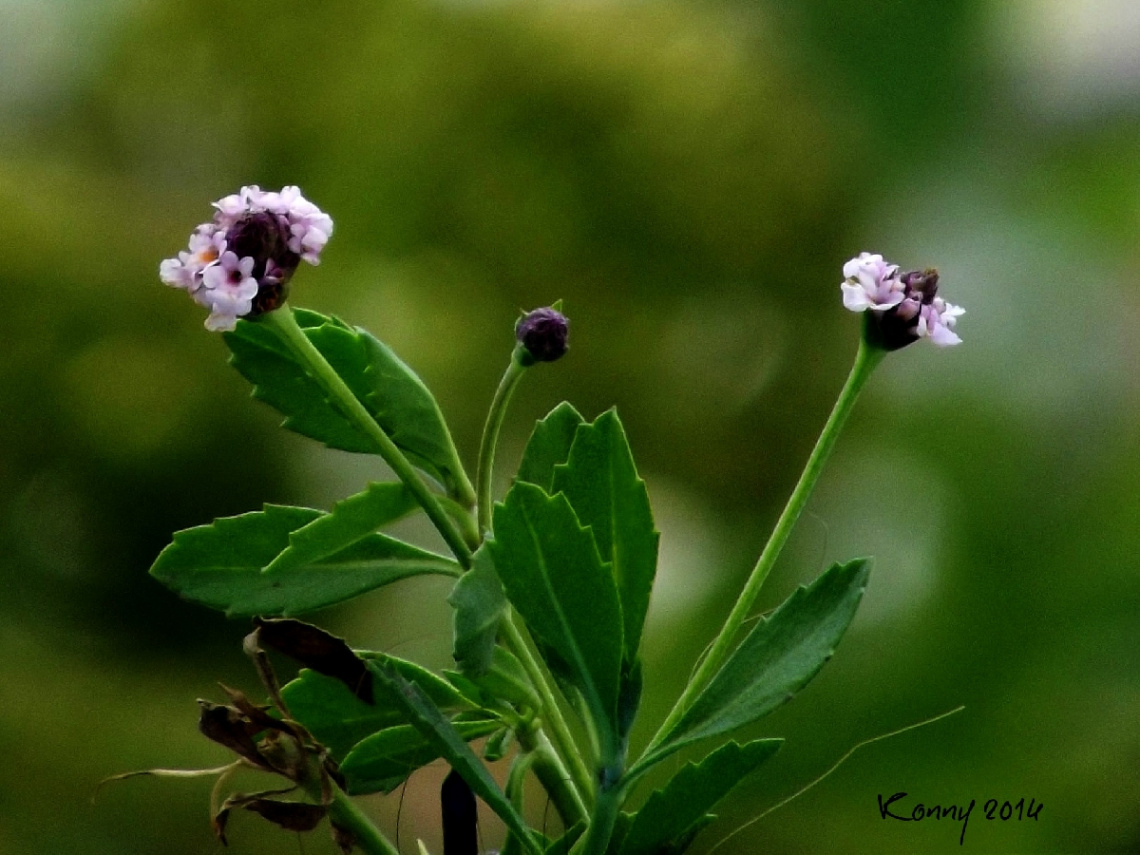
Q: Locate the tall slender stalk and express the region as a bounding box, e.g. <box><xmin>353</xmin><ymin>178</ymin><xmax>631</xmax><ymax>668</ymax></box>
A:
<box><xmin>477</xmin><ymin>353</ymin><xmax>528</xmax><ymax>534</ymax></box>
<box><xmin>644</xmin><ymin>338</ymin><xmax>885</xmax><ymax>755</ymax></box>
<box><xmin>475</xmin><ymin>348</ymin><xmax>596</xmax><ymax>808</ymax></box>
<box><xmin>260</xmin><ymin>307</ymin><xmax>477</xmax><ymax>567</ymax></box>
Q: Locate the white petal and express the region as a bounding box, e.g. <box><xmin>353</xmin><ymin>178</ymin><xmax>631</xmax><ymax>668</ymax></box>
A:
<box><xmin>930</xmin><ymin>325</ymin><xmax>962</xmax><ymax>346</ymax></box>
<box><xmin>841</xmin><ymin>282</ymin><xmax>872</xmax><ymax>312</ymax></box>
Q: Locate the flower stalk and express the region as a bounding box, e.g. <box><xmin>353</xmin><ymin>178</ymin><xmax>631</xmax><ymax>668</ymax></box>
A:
<box><xmin>474</xmin><ymin>315</ymin><xmax>596</xmax><ymax>815</ymax></box>
<box><xmin>258</xmin><ymin>307</ymin><xmax>477</xmax><ymax>568</ymax></box>
<box><xmin>477</xmin><ymin>350</ymin><xmax>529</xmax><ymax>534</ymax></box>
<box><xmin>644</xmin><ymin>334</ymin><xmax>886</xmax><ymax>754</ymax></box>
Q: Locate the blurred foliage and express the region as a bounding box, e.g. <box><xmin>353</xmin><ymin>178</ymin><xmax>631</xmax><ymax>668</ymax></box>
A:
<box><xmin>1</xmin><ymin>0</ymin><xmax>1139</xmax><ymax>852</ymax></box>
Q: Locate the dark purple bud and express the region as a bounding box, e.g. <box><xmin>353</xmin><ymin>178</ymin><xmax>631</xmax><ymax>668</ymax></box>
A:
<box><xmin>899</xmin><ymin>268</ymin><xmax>940</xmax><ymax>304</ymax></box>
<box><xmin>515</xmin><ymin>307</ymin><xmax>569</xmax><ymax>365</ymax></box>
<box><xmin>865</xmin><ymin>268</ymin><xmax>940</xmax><ymax>352</ymax></box>
<box><xmin>226</xmin><ymin>212</ymin><xmax>301</xmax><ymax>317</ymax></box>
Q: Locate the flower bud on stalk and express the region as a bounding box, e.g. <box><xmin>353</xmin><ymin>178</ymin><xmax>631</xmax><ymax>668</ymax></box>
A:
<box><xmin>159</xmin><ymin>186</ymin><xmax>333</xmax><ymax>331</ymax></box>
<box><xmin>840</xmin><ymin>252</ymin><xmax>964</xmax><ymax>350</ymax></box>
<box><xmin>515</xmin><ymin>306</ymin><xmax>569</xmax><ymax>366</ymax></box>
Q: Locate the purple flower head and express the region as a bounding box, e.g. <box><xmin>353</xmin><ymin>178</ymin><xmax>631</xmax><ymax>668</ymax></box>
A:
<box><xmin>840</xmin><ymin>254</ymin><xmax>963</xmax><ymax>350</ymax></box>
<box><xmin>159</xmin><ymin>186</ymin><xmax>333</xmax><ymax>331</ymax></box>
<box><xmin>515</xmin><ymin>307</ymin><xmax>569</xmax><ymax>365</ymax></box>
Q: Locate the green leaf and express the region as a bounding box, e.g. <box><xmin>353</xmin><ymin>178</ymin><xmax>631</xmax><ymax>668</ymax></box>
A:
<box><xmin>657</xmin><ymin>816</ymin><xmax>715</xmax><ymax>855</ymax></box>
<box><xmin>656</xmin><ymin>559</ymin><xmax>870</xmax><ymax>760</ymax></box>
<box><xmin>605</xmin><ymin>813</ymin><xmax>633</xmax><ymax>855</ymax></box>
<box><xmin>446</xmin><ymin>647</ymin><xmax>540</xmax><ymax>713</ymax></box>
<box><xmin>335</xmin><ymin>325</ymin><xmax>466</xmax><ymax>497</ymax></box>
<box><xmin>517</xmin><ymin>402</ymin><xmax>585</xmax><ymax>491</ymax></box>
<box><xmin>225</xmin><ymin>315</ymin><xmax>374</xmax><ymax>454</ymax></box>
<box><xmin>281</xmin><ymin>669</ymin><xmax>393</xmax><ymax>759</ymax></box>
<box><xmin>340</xmin><ymin>718</ymin><xmax>501</xmax><ymax>795</ymax></box>
<box><xmin>367</xmin><ymin>658</ymin><xmax>543</xmax><ymax>855</ymax></box>
<box><xmin>542</xmin><ymin>822</ymin><xmax>585</xmax><ymax>855</ymax></box>
<box><xmin>619</xmin><ymin>740</ymin><xmax>782</xmax><ymax>855</ymax></box>
<box><xmin>150</xmin><ymin>505</ymin><xmax>459</xmax><ymax>617</ymax></box>
<box><xmin>226</xmin><ymin>310</ymin><xmax>470</xmax><ymax>500</ymax></box>
<box><xmin>552</xmin><ymin>409</ymin><xmax>659</xmax><ymax>663</ymax></box>
<box><xmin>264</xmin><ymin>482</ymin><xmax>418</xmax><ymax>574</ymax></box>
<box><xmin>280</xmin><ymin>651</ymin><xmax>476</xmax><ymax>759</ymax></box>
<box><xmin>617</xmin><ymin>659</ymin><xmax>643</xmax><ymax>743</ymax></box>
<box><xmin>487</xmin><ymin>482</ymin><xmax>624</xmax><ymax>756</ymax></box>
<box><xmin>483</xmin><ymin>726</ymin><xmax>514</xmax><ymax>762</ymax></box>
<box><xmin>448</xmin><ymin>545</ymin><xmax>508</xmax><ymax>676</ymax></box>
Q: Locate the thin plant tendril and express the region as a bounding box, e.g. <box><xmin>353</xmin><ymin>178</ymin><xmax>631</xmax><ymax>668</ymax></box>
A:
<box><xmin>705</xmin><ymin>705</ymin><xmax>966</xmax><ymax>855</ymax></box>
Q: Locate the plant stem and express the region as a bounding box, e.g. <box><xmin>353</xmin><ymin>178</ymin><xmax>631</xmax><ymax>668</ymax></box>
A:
<box><xmin>501</xmin><ymin>613</ymin><xmax>596</xmax><ymax>809</ymax></box>
<box><xmin>515</xmin><ymin>720</ymin><xmax>587</xmax><ymax>826</ymax></box>
<box><xmin>475</xmin><ymin>346</ymin><xmax>595</xmax><ymax>807</ymax></box>
<box><xmin>302</xmin><ymin>775</ymin><xmax>399</xmax><ymax>855</ymax></box>
<box><xmin>572</xmin><ymin>783</ymin><xmax>622</xmax><ymax>855</ymax></box>
<box><xmin>260</xmin><ymin>307</ymin><xmax>474</xmax><ymax>569</ymax></box>
<box><xmin>477</xmin><ymin>352</ymin><xmax>528</xmax><ymax>534</ymax></box>
<box><xmin>644</xmin><ymin>337</ymin><xmax>885</xmax><ymax>754</ymax></box>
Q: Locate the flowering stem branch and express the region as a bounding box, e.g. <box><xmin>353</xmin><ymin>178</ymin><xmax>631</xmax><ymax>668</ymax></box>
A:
<box><xmin>259</xmin><ymin>307</ymin><xmax>475</xmax><ymax>568</ymax></box>
<box><xmin>644</xmin><ymin>337</ymin><xmax>886</xmax><ymax>755</ymax></box>
<box><xmin>474</xmin><ymin>347</ymin><xmax>595</xmax><ymax>814</ymax></box>
<box><xmin>476</xmin><ymin>351</ymin><xmax>528</xmax><ymax>534</ymax></box>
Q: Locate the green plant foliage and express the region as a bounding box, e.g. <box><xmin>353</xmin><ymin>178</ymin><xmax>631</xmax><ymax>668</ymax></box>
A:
<box><xmin>619</xmin><ymin>739</ymin><xmax>782</xmax><ymax>855</ymax></box>
<box><xmin>552</xmin><ymin>408</ymin><xmax>659</xmax><ymax>662</ymax></box>
<box><xmin>448</xmin><ymin>544</ymin><xmax>508</xmax><ymax>676</ymax></box>
<box><xmin>483</xmin><ymin>726</ymin><xmax>513</xmax><ymax>762</ymax></box>
<box><xmin>653</xmin><ymin>559</ymin><xmax>870</xmax><ymax>762</ymax></box>
<box><xmin>281</xmin><ymin>655</ymin><xmax>476</xmax><ymax>759</ymax></box>
<box><xmin>517</xmin><ymin>402</ymin><xmax>586</xmax><ymax>491</ymax></box>
<box><xmin>149</xmin><ymin>505</ymin><xmax>460</xmax><ymax>616</ymax></box>
<box><xmin>224</xmin><ymin>311</ymin><xmax>373</xmax><ymax>454</ymax></box>
<box><xmin>367</xmin><ymin>658</ymin><xmax>544</xmax><ymax>855</ymax></box>
<box><xmin>225</xmin><ymin>309</ymin><xmax>470</xmax><ymax>501</ymax></box>
<box><xmin>617</xmin><ymin>659</ymin><xmax>644</xmax><ymax>743</ymax></box>
<box><xmin>605</xmin><ymin>813</ymin><xmax>633</xmax><ymax>855</ymax></box>
<box><xmin>264</xmin><ymin>482</ymin><xmax>418</xmax><ymax>574</ymax></box>
<box><xmin>446</xmin><ymin>647</ymin><xmax>540</xmax><ymax>713</ymax></box>
<box><xmin>487</xmin><ymin>481</ymin><xmax>624</xmax><ymax>756</ymax></box>
<box><xmin>340</xmin><ymin>719</ymin><xmax>501</xmax><ymax>795</ymax></box>
<box><xmin>542</xmin><ymin>822</ymin><xmax>585</xmax><ymax>855</ymax></box>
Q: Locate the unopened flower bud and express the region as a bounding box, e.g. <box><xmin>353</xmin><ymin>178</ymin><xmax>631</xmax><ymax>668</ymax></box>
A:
<box><xmin>159</xmin><ymin>185</ymin><xmax>332</xmax><ymax>331</ymax></box>
<box><xmin>515</xmin><ymin>307</ymin><xmax>569</xmax><ymax>365</ymax></box>
<box><xmin>841</xmin><ymin>254</ymin><xmax>963</xmax><ymax>350</ymax></box>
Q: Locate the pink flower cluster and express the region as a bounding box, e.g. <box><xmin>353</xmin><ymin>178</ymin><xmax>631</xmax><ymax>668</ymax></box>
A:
<box><xmin>160</xmin><ymin>186</ymin><xmax>333</xmax><ymax>331</ymax></box>
<box><xmin>841</xmin><ymin>252</ymin><xmax>963</xmax><ymax>348</ymax></box>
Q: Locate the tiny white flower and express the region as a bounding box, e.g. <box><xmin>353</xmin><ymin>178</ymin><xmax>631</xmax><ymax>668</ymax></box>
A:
<box><xmin>200</xmin><ymin>252</ymin><xmax>259</xmax><ymax>331</ymax></box>
<box><xmin>917</xmin><ymin>298</ymin><xmax>965</xmax><ymax>347</ymax></box>
<box><xmin>159</xmin><ymin>256</ymin><xmax>193</xmax><ymax>290</ymax></box>
<box><xmin>840</xmin><ymin>252</ymin><xmax>906</xmax><ymax>312</ymax></box>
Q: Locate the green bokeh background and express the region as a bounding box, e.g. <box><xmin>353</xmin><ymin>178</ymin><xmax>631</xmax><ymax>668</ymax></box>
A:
<box><xmin>2</xmin><ymin>1</ymin><xmax>1137</xmax><ymax>852</ymax></box>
